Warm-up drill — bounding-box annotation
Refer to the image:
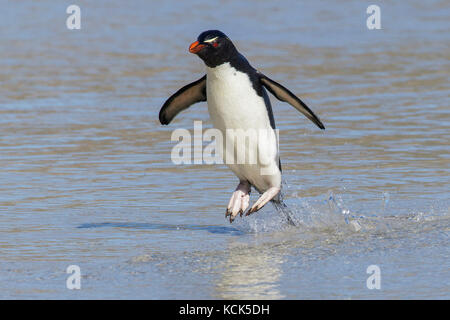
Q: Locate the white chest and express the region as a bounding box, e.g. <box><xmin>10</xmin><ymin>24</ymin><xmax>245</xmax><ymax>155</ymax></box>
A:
<box><xmin>205</xmin><ymin>63</ymin><xmax>270</xmax><ymax>131</ymax></box>
<box><xmin>204</xmin><ymin>63</ymin><xmax>280</xmax><ymax>191</ymax></box>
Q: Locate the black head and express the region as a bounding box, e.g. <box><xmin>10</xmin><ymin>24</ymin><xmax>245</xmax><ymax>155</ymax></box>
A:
<box><xmin>189</xmin><ymin>30</ymin><xmax>238</xmax><ymax>68</ymax></box>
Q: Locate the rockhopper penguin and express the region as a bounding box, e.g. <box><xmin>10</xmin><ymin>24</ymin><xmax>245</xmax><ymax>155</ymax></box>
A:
<box><xmin>159</xmin><ymin>30</ymin><xmax>325</xmax><ymax>223</ymax></box>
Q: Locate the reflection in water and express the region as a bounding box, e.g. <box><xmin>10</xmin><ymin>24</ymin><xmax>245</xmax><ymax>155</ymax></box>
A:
<box><xmin>215</xmin><ymin>241</ymin><xmax>286</xmax><ymax>299</ymax></box>
<box><xmin>77</xmin><ymin>221</ymin><xmax>243</xmax><ymax>235</ymax></box>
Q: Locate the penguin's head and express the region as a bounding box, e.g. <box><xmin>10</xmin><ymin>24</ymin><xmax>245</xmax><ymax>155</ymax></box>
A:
<box><xmin>189</xmin><ymin>30</ymin><xmax>237</xmax><ymax>67</ymax></box>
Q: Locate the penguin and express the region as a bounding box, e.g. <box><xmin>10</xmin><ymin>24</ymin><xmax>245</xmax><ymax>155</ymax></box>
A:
<box><xmin>159</xmin><ymin>30</ymin><xmax>325</xmax><ymax>223</ymax></box>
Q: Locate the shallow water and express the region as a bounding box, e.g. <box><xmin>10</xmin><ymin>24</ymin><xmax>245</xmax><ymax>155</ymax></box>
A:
<box><xmin>0</xmin><ymin>0</ymin><xmax>449</xmax><ymax>299</ymax></box>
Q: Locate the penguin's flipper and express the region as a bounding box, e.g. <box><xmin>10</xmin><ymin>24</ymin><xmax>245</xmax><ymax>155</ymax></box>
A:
<box><xmin>159</xmin><ymin>75</ymin><xmax>207</xmax><ymax>125</ymax></box>
<box><xmin>259</xmin><ymin>74</ymin><xmax>325</xmax><ymax>130</ymax></box>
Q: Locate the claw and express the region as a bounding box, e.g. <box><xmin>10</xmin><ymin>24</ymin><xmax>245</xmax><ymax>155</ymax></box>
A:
<box><xmin>246</xmin><ymin>187</ymin><xmax>280</xmax><ymax>216</ymax></box>
<box><xmin>240</xmin><ymin>193</ymin><xmax>250</xmax><ymax>216</ymax></box>
<box><xmin>225</xmin><ymin>181</ymin><xmax>251</xmax><ymax>223</ymax></box>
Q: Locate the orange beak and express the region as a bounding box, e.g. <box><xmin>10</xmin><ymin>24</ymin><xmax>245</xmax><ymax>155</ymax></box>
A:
<box><xmin>189</xmin><ymin>41</ymin><xmax>205</xmax><ymax>54</ymax></box>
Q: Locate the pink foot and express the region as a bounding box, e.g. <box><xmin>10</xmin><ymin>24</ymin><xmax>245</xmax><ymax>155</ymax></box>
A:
<box><xmin>246</xmin><ymin>187</ymin><xmax>280</xmax><ymax>216</ymax></box>
<box><xmin>226</xmin><ymin>181</ymin><xmax>251</xmax><ymax>222</ymax></box>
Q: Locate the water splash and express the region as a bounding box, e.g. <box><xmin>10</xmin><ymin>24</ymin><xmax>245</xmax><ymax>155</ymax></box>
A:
<box><xmin>232</xmin><ymin>181</ymin><xmax>449</xmax><ymax>237</ymax></box>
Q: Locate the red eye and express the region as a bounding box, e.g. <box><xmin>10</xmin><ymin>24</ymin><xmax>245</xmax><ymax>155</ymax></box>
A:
<box><xmin>213</xmin><ymin>42</ymin><xmax>218</xmax><ymax>47</ymax></box>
